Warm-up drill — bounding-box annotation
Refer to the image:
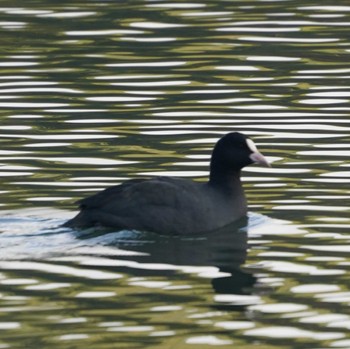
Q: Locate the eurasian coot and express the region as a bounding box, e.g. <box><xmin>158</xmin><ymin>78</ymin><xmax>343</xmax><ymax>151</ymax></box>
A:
<box><xmin>64</xmin><ymin>132</ymin><xmax>269</xmax><ymax>234</ymax></box>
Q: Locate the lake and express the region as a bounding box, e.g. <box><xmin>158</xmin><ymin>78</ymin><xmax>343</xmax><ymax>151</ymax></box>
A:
<box><xmin>0</xmin><ymin>1</ymin><xmax>350</xmax><ymax>348</ymax></box>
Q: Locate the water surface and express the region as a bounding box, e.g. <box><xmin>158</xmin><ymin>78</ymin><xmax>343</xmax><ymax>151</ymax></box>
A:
<box><xmin>0</xmin><ymin>1</ymin><xmax>350</xmax><ymax>348</ymax></box>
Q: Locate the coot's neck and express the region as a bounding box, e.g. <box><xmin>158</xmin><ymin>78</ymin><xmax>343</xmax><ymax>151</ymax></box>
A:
<box><xmin>208</xmin><ymin>167</ymin><xmax>243</xmax><ymax>194</ymax></box>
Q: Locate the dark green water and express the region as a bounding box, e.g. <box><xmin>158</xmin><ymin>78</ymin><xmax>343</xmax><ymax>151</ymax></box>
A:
<box><xmin>0</xmin><ymin>1</ymin><xmax>350</xmax><ymax>348</ymax></box>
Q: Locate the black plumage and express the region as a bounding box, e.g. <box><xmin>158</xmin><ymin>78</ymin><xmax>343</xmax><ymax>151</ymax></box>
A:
<box><xmin>64</xmin><ymin>132</ymin><xmax>269</xmax><ymax>235</ymax></box>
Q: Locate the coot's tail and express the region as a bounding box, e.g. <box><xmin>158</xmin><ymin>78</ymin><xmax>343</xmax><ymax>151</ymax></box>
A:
<box><xmin>63</xmin><ymin>211</ymin><xmax>95</xmax><ymax>228</ymax></box>
<box><xmin>63</xmin><ymin>210</ymin><xmax>129</xmax><ymax>230</ymax></box>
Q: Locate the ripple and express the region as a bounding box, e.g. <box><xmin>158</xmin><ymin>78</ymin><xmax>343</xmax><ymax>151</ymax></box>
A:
<box><xmin>217</xmin><ymin>27</ymin><xmax>300</xmax><ymax>33</ymax></box>
<box><xmin>225</xmin><ymin>19</ymin><xmax>350</xmax><ymax>26</ymax></box>
<box><xmin>214</xmin><ymin>294</ymin><xmax>262</xmax><ymax>306</ymax></box>
<box><xmin>291</xmin><ymin>285</ymin><xmax>341</xmax><ymax>293</ymax></box>
<box><xmin>42</xmin><ymin>157</ymin><xmax>136</xmax><ymax>165</ymax></box>
<box><xmin>0</xmin><ymin>81</ymin><xmax>57</xmax><ymax>87</ymax></box>
<box><xmin>231</xmin><ymin>104</ymin><xmax>286</xmax><ymax>110</ymax></box>
<box><xmin>146</xmin><ymin>3</ymin><xmax>206</xmax><ymax>8</ymax></box>
<box><xmin>309</xmin><ymin>14</ymin><xmax>345</xmax><ymax>18</ymax></box>
<box><xmin>0</xmin><ymin>150</ymin><xmax>31</xmax><ymax>155</ymax></box>
<box><xmin>10</xmin><ymin>134</ymin><xmax>117</xmax><ymax>140</ymax></box>
<box><xmin>246</xmin><ymin>167</ymin><xmax>310</xmax><ymax>174</ymax></box>
<box><xmin>15</xmin><ymin>181</ymin><xmax>112</xmax><ymax>188</ymax></box>
<box><xmin>0</xmin><ymin>21</ymin><xmax>26</xmax><ymax>29</ymax></box>
<box><xmin>186</xmin><ymin>336</ymin><xmax>233</xmax><ymax>345</ymax></box>
<box><xmin>130</xmin><ymin>21</ymin><xmax>187</xmax><ymax>28</ymax></box>
<box><xmin>199</xmin><ymin>97</ymin><xmax>260</xmax><ymax>104</ymax></box>
<box><xmin>246</xmin><ymin>55</ymin><xmax>301</xmax><ymax>62</ymax></box>
<box><xmin>120</xmin><ymin>37</ymin><xmax>177</xmax><ymax>43</ymax></box>
<box><xmin>298</xmin><ymin>68</ymin><xmax>350</xmax><ymax>74</ymax></box>
<box><xmin>0</xmin><ymin>322</ymin><xmax>21</xmax><ymax>330</ymax></box>
<box><xmin>0</xmin><ymin>261</ymin><xmax>122</xmax><ymax>279</ymax></box>
<box><xmin>57</xmin><ymin>317</ymin><xmax>87</xmax><ymax>324</ymax></box>
<box><xmin>86</xmin><ymin>96</ymin><xmax>157</xmax><ymax>102</ymax></box>
<box><xmin>215</xmin><ymin>321</ymin><xmax>254</xmax><ymax>330</ymax></box>
<box><xmin>299</xmin><ymin>98</ymin><xmax>349</xmax><ymax>104</ymax></box>
<box><xmin>94</xmin><ymin>74</ymin><xmax>174</xmax><ymax>80</ymax></box>
<box><xmin>106</xmin><ymin>61</ymin><xmax>186</xmax><ymax>67</ymax></box>
<box><xmin>303</xmin><ymin>245</ymin><xmax>350</xmax><ymax>253</ymax></box>
<box><xmin>108</xmin><ymin>326</ymin><xmax>154</xmax><ymax>332</ymax></box>
<box><xmin>315</xmin><ymin>292</ymin><xmax>350</xmax><ymax>304</ymax></box>
<box><xmin>308</xmin><ymin>91</ymin><xmax>350</xmax><ymax>97</ymax></box>
<box><xmin>321</xmin><ymin>171</ymin><xmax>350</xmax><ymax>177</ymax></box>
<box><xmin>47</xmin><ymin>108</ymin><xmax>108</xmax><ymax>113</ymax></box>
<box><xmin>38</xmin><ymin>11</ymin><xmax>95</xmax><ymax>18</ymax></box>
<box><xmin>65</xmin><ymin>119</ymin><xmax>117</xmax><ymax>124</ymax></box>
<box><xmin>0</xmin><ymin>172</ymin><xmax>33</xmax><ymax>177</ymax></box>
<box><xmin>244</xmin><ymin>326</ymin><xmax>343</xmax><ymax>340</ymax></box>
<box><xmin>183</xmin><ymin>89</ymin><xmax>239</xmax><ymax>94</ymax></box>
<box><xmin>129</xmin><ymin>280</ymin><xmax>171</xmax><ymax>289</ymax></box>
<box><xmin>300</xmin><ymin>314</ymin><xmax>349</xmax><ymax>324</ymax></box>
<box><xmin>299</xmin><ymin>6</ymin><xmax>350</xmax><ymax>11</ymax></box>
<box><xmin>0</xmin><ymin>278</ymin><xmax>37</xmax><ymax>285</ymax></box>
<box><xmin>239</xmin><ymin>36</ymin><xmax>339</xmax><ymax>43</ymax></box>
<box><xmin>0</xmin><ymin>102</ymin><xmax>69</xmax><ymax>108</ymax></box>
<box><xmin>299</xmin><ymin>150</ymin><xmax>350</xmax><ymax>157</ymax></box>
<box><xmin>141</xmin><ymin>130</ymin><xmax>205</xmax><ymax>135</ymax></box>
<box><xmin>2</xmin><ymin>8</ymin><xmax>51</xmax><ymax>15</ymax></box>
<box><xmin>151</xmin><ymin>305</ymin><xmax>182</xmax><ymax>312</ymax></box>
<box><xmin>273</xmin><ymin>205</ymin><xmax>348</xmax><ymax>212</ymax></box>
<box><xmin>331</xmin><ymin>339</ymin><xmax>350</xmax><ymax>347</ymax></box>
<box><xmin>0</xmin><ymin>61</ymin><xmax>37</xmax><ymax>67</ymax></box>
<box><xmin>111</xmin><ymin>80</ymin><xmax>190</xmax><ymax>87</ymax></box>
<box><xmin>0</xmin><ymin>125</ymin><xmax>31</xmax><ymax>130</ymax></box>
<box><xmin>75</xmin><ymin>291</ymin><xmax>116</xmax><ymax>298</ymax></box>
<box><xmin>0</xmin><ymin>87</ymin><xmax>81</xmax><ymax>94</ymax></box>
<box><xmin>24</xmin><ymin>142</ymin><xmax>71</xmax><ymax>148</ymax></box>
<box><xmin>58</xmin><ymin>334</ymin><xmax>89</xmax><ymax>341</ymax></box>
<box><xmin>181</xmin><ymin>11</ymin><xmax>232</xmax><ymax>17</ymax></box>
<box><xmin>65</xmin><ymin>29</ymin><xmax>143</xmax><ymax>36</ymax></box>
<box><xmin>215</xmin><ymin>65</ymin><xmax>260</xmax><ymax>71</ymax></box>
<box><xmin>260</xmin><ymin>261</ymin><xmax>344</xmax><ymax>275</ymax></box>
<box><xmin>250</xmin><ymin>303</ymin><xmax>308</xmax><ymax>314</ymax></box>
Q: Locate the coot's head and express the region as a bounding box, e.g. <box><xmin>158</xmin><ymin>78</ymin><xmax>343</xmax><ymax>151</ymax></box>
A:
<box><xmin>210</xmin><ymin>132</ymin><xmax>269</xmax><ymax>176</ymax></box>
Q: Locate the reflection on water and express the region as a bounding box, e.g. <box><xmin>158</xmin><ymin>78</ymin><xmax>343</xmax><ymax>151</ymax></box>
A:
<box><xmin>0</xmin><ymin>0</ymin><xmax>350</xmax><ymax>348</ymax></box>
<box><xmin>0</xmin><ymin>209</ymin><xmax>347</xmax><ymax>348</ymax></box>
<box><xmin>0</xmin><ymin>210</ymin><xmax>267</xmax><ymax>347</ymax></box>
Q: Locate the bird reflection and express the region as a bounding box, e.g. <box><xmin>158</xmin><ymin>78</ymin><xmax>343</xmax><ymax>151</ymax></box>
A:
<box><xmin>76</xmin><ymin>216</ymin><xmax>256</xmax><ymax>297</ymax></box>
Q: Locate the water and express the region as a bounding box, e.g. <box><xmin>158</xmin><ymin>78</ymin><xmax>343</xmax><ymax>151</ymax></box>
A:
<box><xmin>0</xmin><ymin>0</ymin><xmax>350</xmax><ymax>348</ymax></box>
